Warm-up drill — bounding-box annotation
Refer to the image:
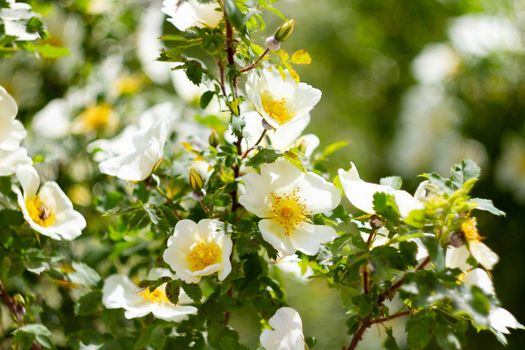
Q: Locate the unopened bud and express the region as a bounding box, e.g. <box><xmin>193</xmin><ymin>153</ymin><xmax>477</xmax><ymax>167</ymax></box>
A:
<box><xmin>265</xmin><ymin>36</ymin><xmax>281</xmax><ymax>50</ymax></box>
<box><xmin>369</xmin><ymin>215</ymin><xmax>385</xmax><ymax>230</ymax></box>
<box><xmin>274</xmin><ymin>19</ymin><xmax>295</xmax><ymax>42</ymax></box>
<box><xmin>261</xmin><ymin>118</ymin><xmax>274</xmax><ymax>131</ymax></box>
<box><xmin>209</xmin><ymin>129</ymin><xmax>219</xmax><ymax>147</ymax></box>
<box><xmin>448</xmin><ymin>230</ymin><xmax>465</xmax><ymax>248</ymax></box>
<box><xmin>189</xmin><ymin>168</ymin><xmax>204</xmax><ymax>194</ymax></box>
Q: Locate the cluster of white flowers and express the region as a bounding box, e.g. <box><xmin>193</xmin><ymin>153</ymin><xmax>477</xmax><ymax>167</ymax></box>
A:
<box><xmin>1</xmin><ymin>85</ymin><xmax>86</xmax><ymax>240</ymax></box>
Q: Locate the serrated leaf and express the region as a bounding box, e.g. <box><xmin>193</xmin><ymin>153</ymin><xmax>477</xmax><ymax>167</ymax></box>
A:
<box><xmin>471</xmin><ymin>198</ymin><xmax>505</xmax><ymax>216</ymax></box>
<box><xmin>14</xmin><ymin>324</ymin><xmax>55</xmax><ymax>349</ymax></box>
<box><xmin>406</xmin><ymin>313</ymin><xmax>433</xmax><ymax>350</ymax></box>
<box><xmin>450</xmin><ymin>160</ymin><xmax>480</xmax><ymax>188</ymax></box>
<box><xmin>165</xmin><ymin>280</ymin><xmax>180</xmax><ymax>305</ymax></box>
<box><xmin>74</xmin><ymin>291</ymin><xmax>102</xmax><ymax>316</ymax></box>
<box><xmin>69</xmin><ymin>262</ymin><xmax>100</xmax><ymax>287</ymax></box>
<box><xmin>200</xmin><ymin>90</ymin><xmax>215</xmax><ymax>109</ymax></box>
<box><xmin>224</xmin><ymin>0</ymin><xmax>245</xmax><ymax>30</ymax></box>
<box><xmin>291</xmin><ymin>49</ymin><xmax>312</xmax><ymax>64</ymax></box>
<box><xmin>372</xmin><ymin>192</ymin><xmax>400</xmax><ymax>222</ymax></box>
<box><xmin>246</xmin><ymin>149</ymin><xmax>281</xmax><ymax>168</ymax></box>
<box><xmin>383</xmin><ymin>328</ymin><xmax>400</xmax><ymax>350</ymax></box>
<box><xmin>181</xmin><ymin>282</ymin><xmax>202</xmax><ymax>302</ymax></box>
<box><xmin>185</xmin><ymin>60</ymin><xmax>203</xmax><ymax>85</ymax></box>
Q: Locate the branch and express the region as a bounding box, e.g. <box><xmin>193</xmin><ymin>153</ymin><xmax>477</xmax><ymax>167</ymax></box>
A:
<box><xmin>240</xmin><ymin>48</ymin><xmax>269</xmax><ymax>73</ymax></box>
<box><xmin>241</xmin><ymin>129</ymin><xmax>268</xmax><ymax>159</ymax></box>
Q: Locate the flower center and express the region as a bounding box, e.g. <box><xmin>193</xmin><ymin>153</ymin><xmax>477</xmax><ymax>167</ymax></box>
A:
<box><xmin>78</xmin><ymin>104</ymin><xmax>112</xmax><ymax>132</ymax></box>
<box><xmin>261</xmin><ymin>91</ymin><xmax>295</xmax><ymax>125</ymax></box>
<box><xmin>115</xmin><ymin>74</ymin><xmax>142</xmax><ymax>95</ymax></box>
<box><xmin>461</xmin><ymin>217</ymin><xmax>481</xmax><ymax>242</ymax></box>
<box><xmin>138</xmin><ymin>286</ymin><xmax>171</xmax><ymax>304</ymax></box>
<box><xmin>186</xmin><ymin>241</ymin><xmax>222</xmax><ymax>272</ymax></box>
<box><xmin>26</xmin><ymin>196</ymin><xmax>56</xmax><ymax>227</ymax></box>
<box><xmin>269</xmin><ymin>189</ymin><xmax>309</xmax><ymax>235</ymax></box>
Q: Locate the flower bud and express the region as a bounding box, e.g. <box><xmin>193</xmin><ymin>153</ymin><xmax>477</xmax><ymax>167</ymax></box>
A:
<box><xmin>265</xmin><ymin>36</ymin><xmax>281</xmax><ymax>51</ymax></box>
<box><xmin>369</xmin><ymin>214</ymin><xmax>385</xmax><ymax>230</ymax></box>
<box><xmin>274</xmin><ymin>19</ymin><xmax>295</xmax><ymax>43</ymax></box>
<box><xmin>189</xmin><ymin>168</ymin><xmax>204</xmax><ymax>194</ymax></box>
<box><xmin>209</xmin><ymin>129</ymin><xmax>219</xmax><ymax>148</ymax></box>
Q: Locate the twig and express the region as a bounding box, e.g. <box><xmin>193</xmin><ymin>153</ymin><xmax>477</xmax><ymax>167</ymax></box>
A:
<box><xmin>240</xmin><ymin>48</ymin><xmax>269</xmax><ymax>73</ymax></box>
<box><xmin>241</xmin><ymin>129</ymin><xmax>268</xmax><ymax>159</ymax></box>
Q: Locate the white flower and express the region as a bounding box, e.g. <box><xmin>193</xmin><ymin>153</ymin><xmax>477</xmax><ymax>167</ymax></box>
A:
<box><xmin>225</xmin><ymin>111</ymin><xmax>319</xmax><ymax>156</ymax></box>
<box><xmin>0</xmin><ymin>85</ymin><xmax>26</xmax><ymax>151</ymax></box>
<box><xmin>246</xmin><ymin>69</ymin><xmax>322</xmax><ymax>128</ymax></box>
<box><xmin>0</xmin><ymin>1</ymin><xmax>41</xmax><ymax>41</ymax></box>
<box><xmin>162</xmin><ymin>0</ymin><xmax>222</xmax><ymax>32</ymax></box>
<box><xmin>163</xmin><ymin>219</ymin><xmax>233</xmax><ymax>284</ymax></box>
<box><xmin>338</xmin><ymin>162</ymin><xmax>423</xmax><ymax>218</ymax></box>
<box><xmin>412</xmin><ymin>43</ymin><xmax>460</xmax><ymax>84</ymax></box>
<box><xmin>449</xmin><ymin>15</ymin><xmax>524</xmax><ymax>57</ymax></box>
<box><xmin>0</xmin><ymin>147</ymin><xmax>32</xmax><ymax>176</ymax></box>
<box><xmin>260</xmin><ymin>307</ymin><xmax>305</xmax><ymax>350</ymax></box>
<box><xmin>461</xmin><ymin>269</ymin><xmax>524</xmax><ymax>337</ymax></box>
<box><xmin>239</xmin><ymin>159</ymin><xmax>341</xmax><ymax>256</ymax></box>
<box><xmin>96</xmin><ymin>120</ymin><xmax>167</xmax><ymax>181</ymax></box>
<box><xmin>13</xmin><ymin>165</ymin><xmax>86</xmax><ymax>240</ymax></box>
<box><xmin>31</xmin><ymin>98</ymin><xmax>72</xmax><ymax>139</ymax></box>
<box><xmin>446</xmin><ymin>218</ymin><xmax>499</xmax><ymax>271</ymax></box>
<box><xmin>102</xmin><ymin>269</ymin><xmax>198</xmax><ymax>322</ymax></box>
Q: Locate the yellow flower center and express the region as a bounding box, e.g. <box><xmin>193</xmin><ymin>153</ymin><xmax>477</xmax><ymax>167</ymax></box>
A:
<box><xmin>78</xmin><ymin>104</ymin><xmax>112</xmax><ymax>132</ymax></box>
<box><xmin>115</xmin><ymin>74</ymin><xmax>142</xmax><ymax>95</ymax></box>
<box><xmin>25</xmin><ymin>196</ymin><xmax>56</xmax><ymax>227</ymax></box>
<box><xmin>269</xmin><ymin>189</ymin><xmax>309</xmax><ymax>235</ymax></box>
<box><xmin>138</xmin><ymin>286</ymin><xmax>171</xmax><ymax>304</ymax></box>
<box><xmin>186</xmin><ymin>241</ymin><xmax>222</xmax><ymax>272</ymax></box>
<box><xmin>261</xmin><ymin>92</ymin><xmax>295</xmax><ymax>125</ymax></box>
<box><xmin>461</xmin><ymin>217</ymin><xmax>481</xmax><ymax>242</ymax></box>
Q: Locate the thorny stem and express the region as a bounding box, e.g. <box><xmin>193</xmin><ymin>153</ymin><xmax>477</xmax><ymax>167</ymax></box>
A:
<box><xmin>240</xmin><ymin>48</ymin><xmax>270</xmax><ymax>73</ymax></box>
<box><xmin>363</xmin><ymin>227</ymin><xmax>378</xmax><ymax>294</ymax></box>
<box><xmin>0</xmin><ymin>280</ymin><xmax>44</xmax><ymax>350</ymax></box>
<box><xmin>346</xmin><ymin>256</ymin><xmax>431</xmax><ymax>350</ymax></box>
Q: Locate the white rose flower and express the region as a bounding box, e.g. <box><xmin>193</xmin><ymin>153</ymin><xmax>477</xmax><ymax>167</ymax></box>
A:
<box><xmin>260</xmin><ymin>307</ymin><xmax>305</xmax><ymax>350</ymax></box>
<box><xmin>446</xmin><ymin>218</ymin><xmax>499</xmax><ymax>271</ymax></box>
<box><xmin>338</xmin><ymin>162</ymin><xmax>423</xmax><ymax>219</ymax></box>
<box><xmin>0</xmin><ymin>147</ymin><xmax>32</xmax><ymax>176</ymax></box>
<box><xmin>13</xmin><ymin>165</ymin><xmax>86</xmax><ymax>240</ymax></box>
<box><xmin>0</xmin><ymin>85</ymin><xmax>26</xmax><ymax>151</ymax></box>
<box><xmin>163</xmin><ymin>219</ymin><xmax>233</xmax><ymax>284</ymax></box>
<box><xmin>245</xmin><ymin>70</ymin><xmax>322</xmax><ymax>128</ymax></box>
<box><xmin>239</xmin><ymin>159</ymin><xmax>341</xmax><ymax>256</ymax></box>
<box><xmin>102</xmin><ymin>269</ymin><xmax>198</xmax><ymax>322</ymax></box>
<box><xmin>96</xmin><ymin>120</ymin><xmax>167</xmax><ymax>181</ymax></box>
<box><xmin>461</xmin><ymin>268</ymin><xmax>523</xmax><ymax>337</ymax></box>
<box><xmin>162</xmin><ymin>0</ymin><xmax>222</xmax><ymax>32</ymax></box>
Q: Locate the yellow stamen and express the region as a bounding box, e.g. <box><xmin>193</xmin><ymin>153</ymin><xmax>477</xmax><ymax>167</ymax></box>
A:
<box><xmin>115</xmin><ymin>74</ymin><xmax>142</xmax><ymax>95</ymax></box>
<box><xmin>269</xmin><ymin>189</ymin><xmax>309</xmax><ymax>235</ymax></box>
<box><xmin>25</xmin><ymin>196</ymin><xmax>56</xmax><ymax>227</ymax></box>
<box><xmin>261</xmin><ymin>92</ymin><xmax>295</xmax><ymax>125</ymax></box>
<box><xmin>78</xmin><ymin>104</ymin><xmax>112</xmax><ymax>132</ymax></box>
<box><xmin>461</xmin><ymin>217</ymin><xmax>481</xmax><ymax>242</ymax></box>
<box><xmin>186</xmin><ymin>241</ymin><xmax>222</xmax><ymax>272</ymax></box>
<box><xmin>138</xmin><ymin>286</ymin><xmax>171</xmax><ymax>304</ymax></box>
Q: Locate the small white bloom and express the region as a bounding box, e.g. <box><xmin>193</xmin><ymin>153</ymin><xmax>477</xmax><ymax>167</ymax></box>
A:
<box><xmin>0</xmin><ymin>85</ymin><xmax>26</xmax><ymax>151</ymax></box>
<box><xmin>0</xmin><ymin>147</ymin><xmax>32</xmax><ymax>176</ymax></box>
<box><xmin>246</xmin><ymin>69</ymin><xmax>322</xmax><ymax>128</ymax></box>
<box><xmin>96</xmin><ymin>120</ymin><xmax>167</xmax><ymax>181</ymax></box>
<box><xmin>162</xmin><ymin>0</ymin><xmax>222</xmax><ymax>31</ymax></box>
<box><xmin>239</xmin><ymin>159</ymin><xmax>341</xmax><ymax>256</ymax></box>
<box><xmin>163</xmin><ymin>219</ymin><xmax>233</xmax><ymax>284</ymax></box>
<box><xmin>102</xmin><ymin>270</ymin><xmax>197</xmax><ymax>322</ymax></box>
<box><xmin>13</xmin><ymin>165</ymin><xmax>86</xmax><ymax>240</ymax></box>
<box><xmin>446</xmin><ymin>218</ymin><xmax>499</xmax><ymax>271</ymax></box>
<box><xmin>0</xmin><ymin>1</ymin><xmax>41</xmax><ymax>41</ymax></box>
<box><xmin>225</xmin><ymin>111</ymin><xmax>319</xmax><ymax>156</ymax></box>
<box><xmin>260</xmin><ymin>307</ymin><xmax>305</xmax><ymax>350</ymax></box>
<box><xmin>31</xmin><ymin>98</ymin><xmax>72</xmax><ymax>139</ymax></box>
<box><xmin>462</xmin><ymin>268</ymin><xmax>524</xmax><ymax>336</ymax></box>
<box><xmin>338</xmin><ymin>162</ymin><xmax>423</xmax><ymax>218</ymax></box>
<box><xmin>412</xmin><ymin>43</ymin><xmax>460</xmax><ymax>84</ymax></box>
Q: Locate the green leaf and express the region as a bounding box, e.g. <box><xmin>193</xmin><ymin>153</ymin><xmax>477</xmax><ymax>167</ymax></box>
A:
<box><xmin>185</xmin><ymin>60</ymin><xmax>203</xmax><ymax>85</ymax></box>
<box><xmin>450</xmin><ymin>160</ymin><xmax>480</xmax><ymax>188</ymax></box>
<box><xmin>69</xmin><ymin>262</ymin><xmax>101</xmax><ymax>287</ymax></box>
<box><xmin>181</xmin><ymin>282</ymin><xmax>202</xmax><ymax>302</ymax></box>
<box><xmin>14</xmin><ymin>324</ymin><xmax>55</xmax><ymax>349</ymax></box>
<box><xmin>372</xmin><ymin>192</ymin><xmax>400</xmax><ymax>222</ymax></box>
<box><xmin>383</xmin><ymin>328</ymin><xmax>400</xmax><ymax>350</ymax></box>
<box><xmin>246</xmin><ymin>149</ymin><xmax>281</xmax><ymax>168</ymax></box>
<box><xmin>471</xmin><ymin>198</ymin><xmax>505</xmax><ymax>216</ymax></box>
<box><xmin>0</xmin><ymin>209</ymin><xmax>24</xmax><ymax>226</ymax></box>
<box><xmin>406</xmin><ymin>312</ymin><xmax>433</xmax><ymax>350</ymax></box>
<box><xmin>165</xmin><ymin>280</ymin><xmax>181</xmax><ymax>305</ymax></box>
<box><xmin>74</xmin><ymin>291</ymin><xmax>102</xmax><ymax>316</ymax></box>
<box><xmin>224</xmin><ymin>0</ymin><xmax>246</xmax><ymax>30</ymax></box>
<box><xmin>135</xmin><ymin>324</ymin><xmax>167</xmax><ymax>350</ymax></box>
<box><xmin>200</xmin><ymin>90</ymin><xmax>215</xmax><ymax>109</ymax></box>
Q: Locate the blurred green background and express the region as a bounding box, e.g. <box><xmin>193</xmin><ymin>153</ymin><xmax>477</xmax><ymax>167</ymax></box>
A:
<box><xmin>3</xmin><ymin>0</ymin><xmax>525</xmax><ymax>348</ymax></box>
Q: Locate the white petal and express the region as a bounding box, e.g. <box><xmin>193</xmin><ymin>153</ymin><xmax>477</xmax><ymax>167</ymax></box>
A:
<box><xmin>0</xmin><ymin>147</ymin><xmax>32</xmax><ymax>176</ymax></box>
<box><xmin>445</xmin><ymin>245</ymin><xmax>471</xmax><ymax>271</ymax></box>
<box><xmin>393</xmin><ymin>190</ymin><xmax>424</xmax><ymax>218</ymax></box>
<box><xmin>238</xmin><ymin>172</ymin><xmax>272</xmax><ymax>218</ymax></box>
<box><xmin>462</xmin><ymin>268</ymin><xmax>495</xmax><ymax>296</ymax></box>
<box><xmin>102</xmin><ymin>275</ymin><xmax>143</xmax><ymax>309</ymax></box>
<box><xmin>298</xmin><ymin>172</ymin><xmax>341</xmax><ymax>214</ymax></box>
<box><xmin>259</xmin><ymin>219</ymin><xmax>295</xmax><ymax>256</ymax></box>
<box><xmin>289</xmin><ymin>223</ymin><xmax>337</xmax><ymax>256</ymax></box>
<box><xmin>31</xmin><ymin>99</ymin><xmax>71</xmax><ymax>139</ymax></box>
<box><xmin>218</xmin><ymin>234</ymin><xmax>233</xmax><ymax>281</ymax></box>
<box><xmin>151</xmin><ymin>303</ymin><xmax>198</xmax><ymax>322</ymax></box>
<box><xmin>260</xmin><ymin>307</ymin><xmax>305</xmax><ymax>350</ymax></box>
<box><xmin>489</xmin><ymin>307</ymin><xmax>524</xmax><ymax>334</ymax></box>
<box><xmin>269</xmin><ymin>114</ymin><xmax>310</xmax><ymax>150</ymax></box>
<box><xmin>15</xmin><ymin>165</ymin><xmax>39</xmax><ymax>197</ymax></box>
<box><xmin>470</xmin><ymin>241</ymin><xmax>499</xmax><ymax>270</ymax></box>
